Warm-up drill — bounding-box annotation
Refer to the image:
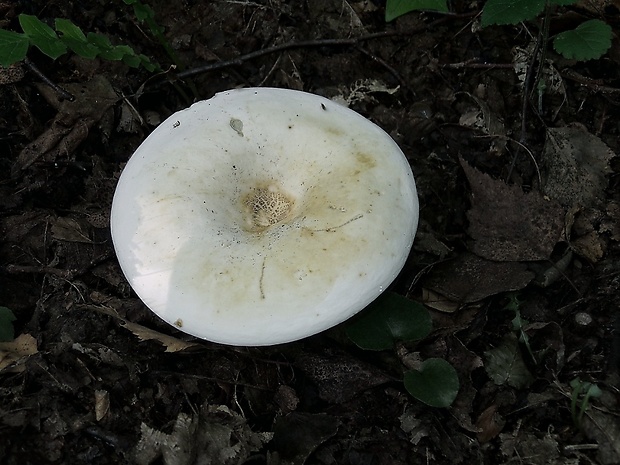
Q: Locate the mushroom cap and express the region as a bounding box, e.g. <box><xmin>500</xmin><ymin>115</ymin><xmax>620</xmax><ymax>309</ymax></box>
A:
<box><xmin>111</xmin><ymin>88</ymin><xmax>418</xmax><ymax>346</ymax></box>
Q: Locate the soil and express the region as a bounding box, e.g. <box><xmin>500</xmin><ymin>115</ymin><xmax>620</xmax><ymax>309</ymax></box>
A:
<box><xmin>1</xmin><ymin>1</ymin><xmax>620</xmax><ymax>464</ymax></box>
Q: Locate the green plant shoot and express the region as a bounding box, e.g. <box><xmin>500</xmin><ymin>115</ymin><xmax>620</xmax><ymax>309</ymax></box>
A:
<box><xmin>0</xmin><ymin>14</ymin><xmax>157</xmax><ymax>70</ymax></box>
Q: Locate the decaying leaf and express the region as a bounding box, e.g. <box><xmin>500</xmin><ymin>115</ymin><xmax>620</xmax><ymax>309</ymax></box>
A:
<box><xmin>461</xmin><ymin>157</ymin><xmax>564</xmax><ymax>261</ymax></box>
<box><xmin>272</xmin><ymin>412</ymin><xmax>339</xmax><ymax>465</ymax></box>
<box><xmin>134</xmin><ymin>403</ymin><xmax>272</xmax><ymax>465</ymax></box>
<box><xmin>51</xmin><ymin>216</ymin><xmax>93</xmax><ymax>243</ymax></box>
<box><xmin>85</xmin><ymin>304</ymin><xmax>200</xmax><ymax>353</ymax></box>
<box><xmin>500</xmin><ymin>429</ymin><xmax>562</xmax><ymax>465</ymax></box>
<box><xmin>0</xmin><ymin>333</ymin><xmax>38</xmax><ymax>372</ymax></box>
<box><xmin>485</xmin><ymin>333</ymin><xmax>534</xmax><ymax>389</ymax></box>
<box><xmin>11</xmin><ymin>75</ymin><xmax>119</xmax><ymax>176</ymax></box>
<box><xmin>94</xmin><ymin>389</ymin><xmax>110</xmax><ymax>422</ymax></box>
<box><xmin>423</xmin><ymin>253</ymin><xmax>534</xmax><ymax>304</ymax></box>
<box><xmin>296</xmin><ymin>350</ymin><xmax>392</xmax><ymax>403</ymax></box>
<box><xmin>582</xmin><ymin>404</ymin><xmax>620</xmax><ymax>464</ymax></box>
<box><xmin>542</xmin><ymin>126</ymin><xmax>615</xmax><ymax>208</ymax></box>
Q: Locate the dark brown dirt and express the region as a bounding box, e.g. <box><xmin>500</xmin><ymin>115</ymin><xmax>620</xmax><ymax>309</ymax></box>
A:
<box><xmin>1</xmin><ymin>1</ymin><xmax>619</xmax><ymax>464</ymax></box>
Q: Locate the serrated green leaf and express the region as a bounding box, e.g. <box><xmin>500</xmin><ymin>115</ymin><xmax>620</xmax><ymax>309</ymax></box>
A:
<box><xmin>385</xmin><ymin>0</ymin><xmax>449</xmax><ymax>21</ymax></box>
<box><xmin>0</xmin><ymin>306</ymin><xmax>17</xmax><ymax>342</ymax></box>
<box><xmin>19</xmin><ymin>14</ymin><xmax>66</xmax><ymax>59</ymax></box>
<box><xmin>484</xmin><ymin>333</ymin><xmax>534</xmax><ymax>389</ymax></box>
<box><xmin>481</xmin><ymin>0</ymin><xmax>545</xmax><ymax>27</ymax></box>
<box><xmin>404</xmin><ymin>358</ymin><xmax>459</xmax><ymax>407</ymax></box>
<box><xmin>346</xmin><ymin>292</ymin><xmax>432</xmax><ymax>351</ymax></box>
<box><xmin>0</xmin><ymin>28</ymin><xmax>29</xmax><ymax>67</ymax></box>
<box><xmin>553</xmin><ymin>20</ymin><xmax>612</xmax><ymax>61</ymax></box>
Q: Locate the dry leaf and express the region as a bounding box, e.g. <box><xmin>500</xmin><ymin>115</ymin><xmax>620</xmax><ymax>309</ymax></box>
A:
<box><xmin>12</xmin><ymin>75</ymin><xmax>119</xmax><ymax>176</ymax></box>
<box><xmin>461</xmin><ymin>157</ymin><xmax>564</xmax><ymax>261</ymax></box>
<box><xmin>423</xmin><ymin>253</ymin><xmax>534</xmax><ymax>303</ymax></box>
<box><xmin>542</xmin><ymin>126</ymin><xmax>615</xmax><ymax>208</ymax></box>
<box><xmin>84</xmin><ymin>304</ymin><xmax>200</xmax><ymax>353</ymax></box>
<box><xmin>134</xmin><ymin>403</ymin><xmax>272</xmax><ymax>465</ymax></box>
<box><xmin>94</xmin><ymin>389</ymin><xmax>110</xmax><ymax>421</ymax></box>
<box><xmin>51</xmin><ymin>217</ymin><xmax>93</xmax><ymax>243</ymax></box>
<box><xmin>0</xmin><ymin>333</ymin><xmax>38</xmax><ymax>372</ymax></box>
<box><xmin>121</xmin><ymin>320</ymin><xmax>200</xmax><ymax>353</ymax></box>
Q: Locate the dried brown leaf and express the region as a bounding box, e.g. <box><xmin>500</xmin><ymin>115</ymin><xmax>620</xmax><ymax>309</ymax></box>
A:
<box><xmin>461</xmin><ymin>157</ymin><xmax>564</xmax><ymax>261</ymax></box>
<box><xmin>542</xmin><ymin>126</ymin><xmax>615</xmax><ymax>208</ymax></box>
<box><xmin>423</xmin><ymin>253</ymin><xmax>534</xmax><ymax>303</ymax></box>
<box><xmin>0</xmin><ymin>333</ymin><xmax>38</xmax><ymax>372</ymax></box>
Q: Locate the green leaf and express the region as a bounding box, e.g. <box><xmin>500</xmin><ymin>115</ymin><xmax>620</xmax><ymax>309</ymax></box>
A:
<box><xmin>484</xmin><ymin>333</ymin><xmax>534</xmax><ymax>389</ymax></box>
<box><xmin>99</xmin><ymin>44</ymin><xmax>129</xmax><ymax>61</ymax></box>
<box><xmin>55</xmin><ymin>18</ymin><xmax>99</xmax><ymax>59</ymax></box>
<box><xmin>137</xmin><ymin>53</ymin><xmax>158</xmax><ymax>72</ymax></box>
<box><xmin>131</xmin><ymin>2</ymin><xmax>157</xmax><ymax>22</ymax></box>
<box><xmin>86</xmin><ymin>32</ymin><xmax>113</xmax><ymax>51</ymax></box>
<box><xmin>346</xmin><ymin>292</ymin><xmax>432</xmax><ymax>351</ymax></box>
<box><xmin>18</xmin><ymin>14</ymin><xmax>66</xmax><ymax>59</ymax></box>
<box><xmin>0</xmin><ymin>306</ymin><xmax>17</xmax><ymax>342</ymax></box>
<box><xmin>385</xmin><ymin>0</ymin><xmax>449</xmax><ymax>21</ymax></box>
<box><xmin>0</xmin><ymin>28</ymin><xmax>29</xmax><ymax>67</ymax></box>
<box><xmin>553</xmin><ymin>20</ymin><xmax>612</xmax><ymax>61</ymax></box>
<box><xmin>481</xmin><ymin>0</ymin><xmax>545</xmax><ymax>27</ymax></box>
<box><xmin>404</xmin><ymin>358</ymin><xmax>459</xmax><ymax>407</ymax></box>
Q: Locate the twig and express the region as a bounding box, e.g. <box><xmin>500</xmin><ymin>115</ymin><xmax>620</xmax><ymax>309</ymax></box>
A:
<box><xmin>441</xmin><ymin>59</ymin><xmax>513</xmax><ymax>69</ymax></box>
<box><xmin>23</xmin><ymin>57</ymin><xmax>75</xmax><ymax>101</ymax></box>
<box><xmin>355</xmin><ymin>45</ymin><xmax>408</xmax><ymax>90</ymax></box>
<box><xmin>506</xmin><ymin>19</ymin><xmax>545</xmax><ymax>182</ymax></box>
<box><xmin>172</xmin><ymin>14</ymin><xmax>474</xmax><ymax>82</ymax></box>
<box><xmin>561</xmin><ymin>69</ymin><xmax>620</xmax><ymax>94</ymax></box>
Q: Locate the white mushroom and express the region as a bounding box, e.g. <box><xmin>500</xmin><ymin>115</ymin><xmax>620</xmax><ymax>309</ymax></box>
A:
<box><xmin>110</xmin><ymin>88</ymin><xmax>418</xmax><ymax>346</ymax></box>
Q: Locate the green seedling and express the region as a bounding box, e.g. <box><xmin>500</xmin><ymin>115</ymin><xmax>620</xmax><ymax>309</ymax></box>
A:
<box><xmin>569</xmin><ymin>377</ymin><xmax>602</xmax><ymax>428</ymax></box>
<box><xmin>385</xmin><ymin>0</ymin><xmax>612</xmax><ymax>61</ymax></box>
<box><xmin>506</xmin><ymin>293</ymin><xmax>536</xmax><ymax>364</ymax></box>
<box><xmin>0</xmin><ymin>306</ymin><xmax>16</xmax><ymax>342</ymax></box>
<box><xmin>346</xmin><ymin>292</ymin><xmax>460</xmax><ymax>408</ymax></box>
<box><xmin>0</xmin><ymin>14</ymin><xmax>157</xmax><ymax>70</ymax></box>
<box><xmin>123</xmin><ymin>0</ymin><xmax>183</xmax><ymax>71</ymax></box>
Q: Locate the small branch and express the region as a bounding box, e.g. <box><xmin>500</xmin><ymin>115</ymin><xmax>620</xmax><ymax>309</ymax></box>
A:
<box><xmin>440</xmin><ymin>59</ymin><xmax>513</xmax><ymax>70</ymax></box>
<box><xmin>23</xmin><ymin>57</ymin><xmax>75</xmax><ymax>101</ymax></box>
<box><xmin>561</xmin><ymin>69</ymin><xmax>620</xmax><ymax>94</ymax></box>
<box><xmin>172</xmin><ymin>14</ymin><xmax>473</xmax><ymax>82</ymax></box>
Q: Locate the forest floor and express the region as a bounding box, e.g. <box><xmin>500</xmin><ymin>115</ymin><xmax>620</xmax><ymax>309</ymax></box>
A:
<box><xmin>1</xmin><ymin>0</ymin><xmax>619</xmax><ymax>464</ymax></box>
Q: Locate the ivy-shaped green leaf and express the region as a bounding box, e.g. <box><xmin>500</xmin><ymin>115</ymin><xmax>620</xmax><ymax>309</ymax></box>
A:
<box><xmin>18</xmin><ymin>14</ymin><xmax>66</xmax><ymax>59</ymax></box>
<box><xmin>55</xmin><ymin>18</ymin><xmax>99</xmax><ymax>59</ymax></box>
<box><xmin>0</xmin><ymin>29</ymin><xmax>29</xmax><ymax>67</ymax></box>
<box><xmin>404</xmin><ymin>358</ymin><xmax>459</xmax><ymax>407</ymax></box>
<box><xmin>346</xmin><ymin>292</ymin><xmax>432</xmax><ymax>351</ymax></box>
<box><xmin>385</xmin><ymin>0</ymin><xmax>448</xmax><ymax>21</ymax></box>
<box><xmin>553</xmin><ymin>20</ymin><xmax>612</xmax><ymax>61</ymax></box>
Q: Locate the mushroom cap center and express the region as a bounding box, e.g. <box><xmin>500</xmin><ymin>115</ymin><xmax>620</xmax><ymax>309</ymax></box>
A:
<box><xmin>243</xmin><ymin>184</ymin><xmax>294</xmax><ymax>231</ymax></box>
